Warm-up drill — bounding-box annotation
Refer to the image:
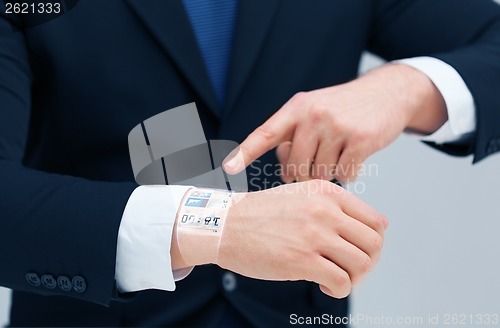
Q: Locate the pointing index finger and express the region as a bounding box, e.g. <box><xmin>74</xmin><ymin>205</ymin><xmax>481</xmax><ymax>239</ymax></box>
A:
<box><xmin>223</xmin><ymin>109</ymin><xmax>295</xmax><ymax>174</ymax></box>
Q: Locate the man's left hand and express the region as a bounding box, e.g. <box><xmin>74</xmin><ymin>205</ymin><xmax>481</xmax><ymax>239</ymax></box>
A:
<box><xmin>223</xmin><ymin>64</ymin><xmax>447</xmax><ymax>183</ymax></box>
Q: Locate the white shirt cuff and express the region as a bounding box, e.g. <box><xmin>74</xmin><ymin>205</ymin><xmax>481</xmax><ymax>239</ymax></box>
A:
<box><xmin>396</xmin><ymin>56</ymin><xmax>476</xmax><ymax>144</ymax></box>
<box><xmin>115</xmin><ymin>185</ymin><xmax>192</xmax><ymax>293</ymax></box>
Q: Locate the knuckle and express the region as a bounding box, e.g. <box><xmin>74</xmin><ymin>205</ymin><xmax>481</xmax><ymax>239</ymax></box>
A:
<box><xmin>310</xmin><ymin>105</ymin><xmax>330</xmax><ymax>123</ymax></box>
<box><xmin>329</xmin><ymin>115</ymin><xmax>343</xmax><ymax>132</ymax></box>
<box><xmin>302</xmin><ymin>222</ymin><xmax>318</xmax><ymax>241</ymax></box>
<box><xmin>254</xmin><ymin>124</ymin><xmax>276</xmax><ymax>142</ymax></box>
<box><xmin>351</xmin><ymin>128</ymin><xmax>372</xmax><ymax>145</ymax></box>
<box><xmin>359</xmin><ymin>254</ymin><xmax>373</xmax><ymax>274</ymax></box>
<box><xmin>329</xmin><ymin>113</ymin><xmax>352</xmax><ymax>134</ymax></box>
<box><xmin>332</xmin><ymin>272</ymin><xmax>351</xmax><ymax>296</ymax></box>
<box><xmin>305</xmin><ymin>204</ymin><xmax>323</xmax><ymax>218</ymax></box>
<box><xmin>371</xmin><ymin>233</ymin><xmax>384</xmax><ymax>253</ymax></box>
<box><xmin>374</xmin><ymin>215</ymin><xmax>386</xmax><ymax>232</ymax></box>
<box><xmin>290</xmin><ymin>91</ymin><xmax>309</xmax><ymax>106</ymax></box>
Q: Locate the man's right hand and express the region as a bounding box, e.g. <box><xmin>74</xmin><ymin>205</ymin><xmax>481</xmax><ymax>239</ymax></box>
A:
<box><xmin>173</xmin><ymin>180</ymin><xmax>387</xmax><ymax>299</ymax></box>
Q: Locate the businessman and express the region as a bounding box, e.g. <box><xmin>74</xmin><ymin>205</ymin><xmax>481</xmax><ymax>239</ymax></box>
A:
<box><xmin>1</xmin><ymin>0</ymin><xmax>500</xmax><ymax>327</ymax></box>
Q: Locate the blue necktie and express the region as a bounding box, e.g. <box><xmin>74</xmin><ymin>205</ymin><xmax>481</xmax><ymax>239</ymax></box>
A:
<box><xmin>183</xmin><ymin>0</ymin><xmax>238</xmax><ymax>109</ymax></box>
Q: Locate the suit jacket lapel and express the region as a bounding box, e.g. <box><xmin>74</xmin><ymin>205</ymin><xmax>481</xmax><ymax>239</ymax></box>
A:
<box><xmin>125</xmin><ymin>0</ymin><xmax>221</xmax><ymax>115</ymax></box>
<box><xmin>225</xmin><ymin>0</ymin><xmax>282</xmax><ymax>113</ymax></box>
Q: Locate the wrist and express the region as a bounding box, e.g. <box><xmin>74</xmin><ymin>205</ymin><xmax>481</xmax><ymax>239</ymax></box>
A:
<box><xmin>215</xmin><ymin>192</ymin><xmax>248</xmax><ymax>268</ymax></box>
<box><xmin>387</xmin><ymin>63</ymin><xmax>448</xmax><ymax>134</ymax></box>
<box><xmin>356</xmin><ymin>63</ymin><xmax>447</xmax><ymax>134</ymax></box>
<box><xmin>172</xmin><ymin>215</ymin><xmax>216</xmax><ymax>267</ymax></box>
<box><xmin>173</xmin><ymin>188</ymin><xmax>235</xmax><ymax>268</ymax></box>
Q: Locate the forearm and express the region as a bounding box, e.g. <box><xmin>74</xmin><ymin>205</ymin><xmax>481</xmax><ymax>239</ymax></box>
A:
<box><xmin>0</xmin><ymin>160</ymin><xmax>136</xmax><ymax>305</ymax></box>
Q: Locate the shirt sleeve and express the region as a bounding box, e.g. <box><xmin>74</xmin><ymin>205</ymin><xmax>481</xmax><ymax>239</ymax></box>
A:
<box><xmin>396</xmin><ymin>56</ymin><xmax>476</xmax><ymax>144</ymax></box>
<box><xmin>114</xmin><ymin>185</ymin><xmax>193</xmax><ymax>293</ymax></box>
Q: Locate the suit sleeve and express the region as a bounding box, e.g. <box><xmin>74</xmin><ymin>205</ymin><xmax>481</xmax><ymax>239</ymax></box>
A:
<box><xmin>368</xmin><ymin>0</ymin><xmax>500</xmax><ymax>163</ymax></box>
<box><xmin>0</xmin><ymin>14</ymin><xmax>137</xmax><ymax>306</ymax></box>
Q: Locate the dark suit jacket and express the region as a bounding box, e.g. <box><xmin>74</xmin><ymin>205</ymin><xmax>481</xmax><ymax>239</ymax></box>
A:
<box><xmin>1</xmin><ymin>0</ymin><xmax>499</xmax><ymax>326</ymax></box>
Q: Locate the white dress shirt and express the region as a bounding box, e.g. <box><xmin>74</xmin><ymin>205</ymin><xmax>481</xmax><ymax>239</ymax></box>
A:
<box><xmin>114</xmin><ymin>56</ymin><xmax>477</xmax><ymax>293</ymax></box>
<box><xmin>397</xmin><ymin>56</ymin><xmax>476</xmax><ymax>144</ymax></box>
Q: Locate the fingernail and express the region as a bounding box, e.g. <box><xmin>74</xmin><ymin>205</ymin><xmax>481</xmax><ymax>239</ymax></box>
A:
<box><xmin>280</xmin><ymin>175</ymin><xmax>294</xmax><ymax>184</ymax></box>
<box><xmin>382</xmin><ymin>215</ymin><xmax>389</xmax><ymax>229</ymax></box>
<box><xmin>223</xmin><ymin>153</ymin><xmax>243</xmax><ymax>173</ymax></box>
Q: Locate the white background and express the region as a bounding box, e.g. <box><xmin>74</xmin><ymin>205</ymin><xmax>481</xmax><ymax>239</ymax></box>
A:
<box><xmin>2</xmin><ymin>3</ymin><xmax>500</xmax><ymax>324</ymax></box>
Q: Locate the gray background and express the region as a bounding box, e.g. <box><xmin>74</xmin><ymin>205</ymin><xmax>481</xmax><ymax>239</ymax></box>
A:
<box><xmin>1</xmin><ymin>21</ymin><xmax>500</xmax><ymax>327</ymax></box>
<box><xmin>351</xmin><ymin>51</ymin><xmax>500</xmax><ymax>328</ymax></box>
